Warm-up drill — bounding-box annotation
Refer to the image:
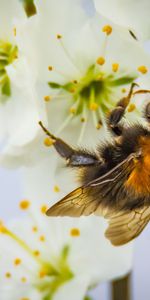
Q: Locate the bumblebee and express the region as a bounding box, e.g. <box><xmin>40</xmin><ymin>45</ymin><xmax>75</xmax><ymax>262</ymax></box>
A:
<box><xmin>39</xmin><ymin>83</ymin><xmax>150</xmax><ymax>246</ymax></box>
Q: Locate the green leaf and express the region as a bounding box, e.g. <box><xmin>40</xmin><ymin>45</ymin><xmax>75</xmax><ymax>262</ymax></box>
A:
<box><xmin>84</xmin><ymin>296</ymin><xmax>93</xmax><ymax>300</ymax></box>
<box><xmin>110</xmin><ymin>76</ymin><xmax>137</xmax><ymax>86</ymax></box>
<box><xmin>48</xmin><ymin>82</ymin><xmax>62</xmax><ymax>89</ymax></box>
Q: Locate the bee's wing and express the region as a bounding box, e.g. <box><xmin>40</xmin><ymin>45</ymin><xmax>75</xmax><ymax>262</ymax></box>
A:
<box><xmin>105</xmin><ymin>207</ymin><xmax>150</xmax><ymax>246</ymax></box>
<box><xmin>46</xmin><ymin>186</ymin><xmax>100</xmax><ymax>217</ymax></box>
<box><xmin>46</xmin><ymin>154</ymin><xmax>135</xmax><ymax>218</ymax></box>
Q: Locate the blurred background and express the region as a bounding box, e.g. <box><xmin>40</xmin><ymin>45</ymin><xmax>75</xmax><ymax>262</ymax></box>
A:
<box><xmin>1</xmin><ymin>166</ymin><xmax>150</xmax><ymax>300</ymax></box>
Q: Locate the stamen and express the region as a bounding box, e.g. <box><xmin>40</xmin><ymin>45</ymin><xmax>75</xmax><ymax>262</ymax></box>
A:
<box><xmin>40</xmin><ymin>205</ymin><xmax>48</xmax><ymax>214</ymax></box>
<box><xmin>13</xmin><ymin>27</ymin><xmax>17</xmax><ymax>36</ymax></box>
<box><xmin>96</xmin><ymin>56</ymin><xmax>105</xmax><ymax>66</ymax></box>
<box><xmin>56</xmin><ymin>34</ymin><xmax>62</xmax><ymax>39</ymax></box>
<box><xmin>69</xmin><ymin>107</ymin><xmax>76</xmax><ymax>114</ymax></box>
<box><xmin>44</xmin><ymin>137</ymin><xmax>55</xmax><ymax>147</ymax></box>
<box><xmin>81</xmin><ymin>117</ymin><xmax>86</xmax><ymax>122</ymax></box>
<box><xmin>89</xmin><ymin>102</ymin><xmax>98</xmax><ymax>111</ymax></box>
<box><xmin>55</xmin><ymin>114</ymin><xmax>73</xmax><ymax>135</ymax></box>
<box><xmin>57</xmin><ymin>34</ymin><xmax>81</xmax><ymax>74</ymax></box>
<box><xmin>70</xmin><ymin>228</ymin><xmax>80</xmax><ymax>237</ymax></box>
<box><xmin>48</xmin><ymin>66</ymin><xmax>53</xmax><ymax>71</ymax></box>
<box><xmin>54</xmin><ymin>185</ymin><xmax>60</xmax><ymax>193</ymax></box>
<box><xmin>102</xmin><ymin>25</ymin><xmax>112</xmax><ymax>35</ymax></box>
<box><xmin>21</xmin><ymin>277</ymin><xmax>27</xmax><ymax>283</ymax></box>
<box><xmin>127</xmin><ymin>103</ymin><xmax>136</xmax><ymax>112</ymax></box>
<box><xmin>112</xmin><ymin>63</ymin><xmax>119</xmax><ymax>72</ymax></box>
<box><xmin>39</xmin><ymin>270</ymin><xmax>47</xmax><ymax>278</ymax></box>
<box><xmin>32</xmin><ymin>226</ymin><xmax>38</xmax><ymax>232</ymax></box>
<box><xmin>138</xmin><ymin>65</ymin><xmax>148</xmax><ymax>74</ymax></box>
<box><xmin>51</xmin><ymin>67</ymin><xmax>72</xmax><ymax>80</ymax></box>
<box><xmin>78</xmin><ymin>106</ymin><xmax>88</xmax><ymax>144</ymax></box>
<box><xmin>14</xmin><ymin>258</ymin><xmax>22</xmax><ymax>266</ymax></box>
<box><xmin>44</xmin><ymin>95</ymin><xmax>52</xmax><ymax>102</ymax></box>
<box><xmin>5</xmin><ymin>272</ymin><xmax>11</xmax><ymax>278</ymax></box>
<box><xmin>0</xmin><ymin>223</ymin><xmax>45</xmax><ymax>266</ymax></box>
<box><xmin>34</xmin><ymin>250</ymin><xmax>40</xmax><ymax>257</ymax></box>
<box><xmin>98</xmin><ymin>107</ymin><xmax>107</xmax><ymax>129</ymax></box>
<box><xmin>92</xmin><ymin>111</ymin><xmax>99</xmax><ymax>129</ymax></box>
<box><xmin>52</xmin><ymin>94</ymin><xmax>71</xmax><ymax>100</ymax></box>
<box><xmin>39</xmin><ymin>235</ymin><xmax>45</xmax><ymax>242</ymax></box>
<box><xmin>19</xmin><ymin>200</ymin><xmax>30</xmax><ymax>210</ymax></box>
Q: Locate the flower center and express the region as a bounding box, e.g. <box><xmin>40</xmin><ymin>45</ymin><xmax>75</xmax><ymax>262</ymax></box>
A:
<box><xmin>38</xmin><ymin>245</ymin><xmax>73</xmax><ymax>300</ymax></box>
<box><xmin>48</xmin><ymin>63</ymin><xmax>136</xmax><ymax>134</ymax></box>
<box><xmin>0</xmin><ymin>40</ymin><xmax>18</xmax><ymax>99</ymax></box>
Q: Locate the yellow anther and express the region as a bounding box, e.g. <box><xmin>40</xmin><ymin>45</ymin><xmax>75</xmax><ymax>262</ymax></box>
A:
<box><xmin>21</xmin><ymin>298</ymin><xmax>30</xmax><ymax>300</ymax></box>
<box><xmin>48</xmin><ymin>66</ymin><xmax>53</xmax><ymax>71</ymax></box>
<box><xmin>69</xmin><ymin>107</ymin><xmax>76</xmax><ymax>114</ymax></box>
<box><xmin>32</xmin><ymin>226</ymin><xmax>38</xmax><ymax>232</ymax></box>
<box><xmin>54</xmin><ymin>185</ymin><xmax>60</xmax><ymax>193</ymax></box>
<box><xmin>73</xmin><ymin>80</ymin><xmax>78</xmax><ymax>84</ymax></box>
<box><xmin>14</xmin><ymin>258</ymin><xmax>22</xmax><ymax>266</ymax></box>
<box><xmin>39</xmin><ymin>235</ymin><xmax>45</xmax><ymax>242</ymax></box>
<box><xmin>89</xmin><ymin>102</ymin><xmax>98</xmax><ymax>111</ymax></box>
<box><xmin>44</xmin><ymin>137</ymin><xmax>54</xmax><ymax>147</ymax></box>
<box><xmin>70</xmin><ymin>228</ymin><xmax>80</xmax><ymax>237</ymax></box>
<box><xmin>138</xmin><ymin>65</ymin><xmax>148</xmax><ymax>74</ymax></box>
<box><xmin>5</xmin><ymin>272</ymin><xmax>11</xmax><ymax>278</ymax></box>
<box><xmin>44</xmin><ymin>95</ymin><xmax>51</xmax><ymax>102</ymax></box>
<box><xmin>69</xmin><ymin>88</ymin><xmax>75</xmax><ymax>93</ymax></box>
<box><xmin>128</xmin><ymin>103</ymin><xmax>136</xmax><ymax>112</ymax></box>
<box><xmin>81</xmin><ymin>117</ymin><xmax>86</xmax><ymax>123</ymax></box>
<box><xmin>96</xmin><ymin>56</ymin><xmax>105</xmax><ymax>66</ymax></box>
<box><xmin>39</xmin><ymin>270</ymin><xmax>47</xmax><ymax>278</ymax></box>
<box><xmin>33</xmin><ymin>250</ymin><xmax>40</xmax><ymax>257</ymax></box>
<box><xmin>96</xmin><ymin>123</ymin><xmax>102</xmax><ymax>129</ymax></box>
<box><xmin>0</xmin><ymin>221</ymin><xmax>7</xmax><ymax>234</ymax></box>
<box><xmin>102</xmin><ymin>25</ymin><xmax>112</xmax><ymax>35</ymax></box>
<box><xmin>19</xmin><ymin>200</ymin><xmax>30</xmax><ymax>210</ymax></box>
<box><xmin>13</xmin><ymin>27</ymin><xmax>17</xmax><ymax>36</ymax></box>
<box><xmin>122</xmin><ymin>88</ymin><xmax>126</xmax><ymax>93</ymax></box>
<box><xmin>57</xmin><ymin>34</ymin><xmax>62</xmax><ymax>39</ymax></box>
<box><xmin>21</xmin><ymin>277</ymin><xmax>27</xmax><ymax>283</ymax></box>
<box><xmin>112</xmin><ymin>63</ymin><xmax>119</xmax><ymax>72</ymax></box>
<box><xmin>40</xmin><ymin>205</ymin><xmax>48</xmax><ymax>214</ymax></box>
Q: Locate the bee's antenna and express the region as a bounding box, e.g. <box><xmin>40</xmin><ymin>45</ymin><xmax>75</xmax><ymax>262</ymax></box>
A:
<box><xmin>38</xmin><ymin>121</ymin><xmax>56</xmax><ymax>141</ymax></box>
<box><xmin>127</xmin><ymin>82</ymin><xmax>139</xmax><ymax>99</ymax></box>
<box><xmin>133</xmin><ymin>89</ymin><xmax>150</xmax><ymax>96</ymax></box>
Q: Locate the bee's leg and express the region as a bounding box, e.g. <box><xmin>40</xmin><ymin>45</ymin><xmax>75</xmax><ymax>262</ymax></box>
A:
<box><xmin>108</xmin><ymin>83</ymin><xmax>138</xmax><ymax>136</ymax></box>
<box><xmin>39</xmin><ymin>122</ymin><xmax>99</xmax><ymax>166</ymax></box>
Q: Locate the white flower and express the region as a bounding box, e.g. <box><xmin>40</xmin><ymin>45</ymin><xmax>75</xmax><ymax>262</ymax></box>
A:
<box><xmin>0</xmin><ymin>0</ymin><xmax>44</xmax><ymax>167</ymax></box>
<box><xmin>15</xmin><ymin>0</ymin><xmax>150</xmax><ymax>146</ymax></box>
<box><xmin>0</xmin><ymin>197</ymin><xmax>133</xmax><ymax>300</ymax></box>
<box><xmin>92</xmin><ymin>0</ymin><xmax>150</xmax><ymax>41</ymax></box>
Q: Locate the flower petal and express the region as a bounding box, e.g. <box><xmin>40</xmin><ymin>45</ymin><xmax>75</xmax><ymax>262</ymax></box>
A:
<box><xmin>93</xmin><ymin>0</ymin><xmax>150</xmax><ymax>40</ymax></box>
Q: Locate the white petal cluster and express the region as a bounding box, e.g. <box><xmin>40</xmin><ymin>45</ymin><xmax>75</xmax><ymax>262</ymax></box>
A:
<box><xmin>0</xmin><ymin>0</ymin><xmax>150</xmax><ymax>299</ymax></box>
